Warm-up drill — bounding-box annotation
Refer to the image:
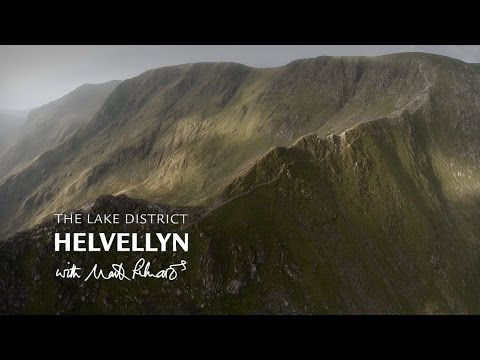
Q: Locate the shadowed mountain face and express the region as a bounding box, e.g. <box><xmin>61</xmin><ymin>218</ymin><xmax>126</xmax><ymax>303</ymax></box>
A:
<box><xmin>0</xmin><ymin>81</ymin><xmax>121</xmax><ymax>179</ymax></box>
<box><xmin>1</xmin><ymin>53</ymin><xmax>480</xmax><ymax>314</ymax></box>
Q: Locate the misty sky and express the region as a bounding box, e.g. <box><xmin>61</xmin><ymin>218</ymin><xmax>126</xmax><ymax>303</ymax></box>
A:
<box><xmin>1</xmin><ymin>45</ymin><xmax>480</xmax><ymax>110</ymax></box>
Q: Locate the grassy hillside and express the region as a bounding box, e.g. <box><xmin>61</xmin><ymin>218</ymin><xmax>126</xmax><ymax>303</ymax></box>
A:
<box><xmin>2</xmin><ymin>108</ymin><xmax>480</xmax><ymax>314</ymax></box>
<box><xmin>0</xmin><ymin>53</ymin><xmax>465</xmax><ymax>239</ymax></box>
<box><xmin>198</xmin><ymin>111</ymin><xmax>480</xmax><ymax>314</ymax></box>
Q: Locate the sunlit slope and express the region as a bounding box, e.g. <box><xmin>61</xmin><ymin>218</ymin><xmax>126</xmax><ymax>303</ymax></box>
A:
<box><xmin>1</xmin><ymin>53</ymin><xmax>479</xmax><ymax>240</ymax></box>
<box><xmin>2</xmin><ymin>109</ymin><xmax>480</xmax><ymax>313</ymax></box>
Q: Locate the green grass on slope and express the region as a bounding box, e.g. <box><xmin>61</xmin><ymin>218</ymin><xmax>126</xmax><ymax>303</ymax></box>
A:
<box><xmin>185</xmin><ymin>114</ymin><xmax>480</xmax><ymax>314</ymax></box>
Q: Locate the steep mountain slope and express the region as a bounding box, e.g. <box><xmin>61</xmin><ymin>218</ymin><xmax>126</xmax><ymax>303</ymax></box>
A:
<box><xmin>2</xmin><ymin>107</ymin><xmax>480</xmax><ymax>314</ymax></box>
<box><xmin>0</xmin><ymin>81</ymin><xmax>121</xmax><ymax>179</ymax></box>
<box><xmin>0</xmin><ymin>112</ymin><xmax>25</xmax><ymax>154</ymax></box>
<box><xmin>0</xmin><ymin>53</ymin><xmax>459</xmax><ymax>239</ymax></box>
<box><xmin>201</xmin><ymin>113</ymin><xmax>480</xmax><ymax>314</ymax></box>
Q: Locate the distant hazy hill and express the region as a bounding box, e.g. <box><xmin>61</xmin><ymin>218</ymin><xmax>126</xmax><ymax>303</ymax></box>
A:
<box><xmin>0</xmin><ymin>112</ymin><xmax>25</xmax><ymax>155</ymax></box>
<box><xmin>0</xmin><ymin>108</ymin><xmax>30</xmax><ymax>118</ymax></box>
<box><xmin>2</xmin><ymin>53</ymin><xmax>480</xmax><ymax>314</ymax></box>
<box><xmin>0</xmin><ymin>81</ymin><xmax>120</xmax><ymax>179</ymax></box>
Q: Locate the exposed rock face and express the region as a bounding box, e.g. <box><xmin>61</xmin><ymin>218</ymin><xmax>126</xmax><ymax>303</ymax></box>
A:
<box><xmin>2</xmin><ymin>53</ymin><xmax>480</xmax><ymax>314</ymax></box>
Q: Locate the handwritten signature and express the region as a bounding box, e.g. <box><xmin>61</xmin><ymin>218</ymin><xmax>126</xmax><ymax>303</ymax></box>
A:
<box><xmin>56</xmin><ymin>258</ymin><xmax>187</xmax><ymax>282</ymax></box>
